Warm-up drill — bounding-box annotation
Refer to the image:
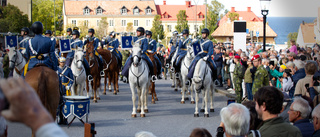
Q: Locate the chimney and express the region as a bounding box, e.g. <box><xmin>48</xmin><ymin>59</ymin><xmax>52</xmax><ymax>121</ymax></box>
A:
<box><xmin>247</xmin><ymin>7</ymin><xmax>251</xmax><ymax>12</ymax></box>
<box><xmin>185</xmin><ymin>0</ymin><xmax>191</xmax><ymax>8</ymax></box>
<box><xmin>231</xmin><ymin>7</ymin><xmax>235</xmax><ymax>12</ymax></box>
<box><xmin>163</xmin><ymin>0</ymin><xmax>166</xmax><ymax>5</ymax></box>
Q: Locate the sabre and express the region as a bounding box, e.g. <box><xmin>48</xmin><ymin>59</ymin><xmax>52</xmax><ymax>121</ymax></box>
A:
<box><xmin>58</xmin><ymin>72</ymin><xmax>74</xmax><ymax>82</ymax></box>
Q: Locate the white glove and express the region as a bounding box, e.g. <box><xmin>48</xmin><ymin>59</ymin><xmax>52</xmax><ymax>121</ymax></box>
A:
<box><xmin>203</xmin><ymin>56</ymin><xmax>208</xmax><ymax>61</ymax></box>
<box><xmin>110</xmin><ymin>49</ymin><xmax>114</xmax><ymax>52</ymax></box>
<box><xmin>147</xmin><ymin>50</ymin><xmax>153</xmax><ymax>53</ymax></box>
<box><xmin>66</xmin><ymin>86</ymin><xmax>70</xmax><ymax>90</ymax></box>
<box><xmin>192</xmin><ymin>39</ymin><xmax>198</xmax><ymax>43</ymax></box>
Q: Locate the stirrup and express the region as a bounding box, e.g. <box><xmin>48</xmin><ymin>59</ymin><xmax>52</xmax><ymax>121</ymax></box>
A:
<box><xmin>87</xmin><ymin>75</ymin><xmax>93</xmax><ymax>81</ymax></box>
<box><xmin>100</xmin><ymin>71</ymin><xmax>105</xmax><ymax>76</ymax></box>
<box><xmin>175</xmin><ymin>73</ymin><xmax>180</xmax><ymax>78</ymax></box>
<box><xmin>165</xmin><ymin>63</ymin><xmax>170</xmax><ymax>68</ymax></box>
<box><xmin>186</xmin><ymin>80</ymin><xmax>190</xmax><ymax>86</ymax></box>
<box><xmin>151</xmin><ymin>75</ymin><xmax>157</xmax><ymax>82</ymax></box>
<box><xmin>170</xmin><ymin>67</ymin><xmax>175</xmax><ymax>72</ymax></box>
<box><xmin>123</xmin><ymin>77</ymin><xmax>128</xmax><ymax>83</ymax></box>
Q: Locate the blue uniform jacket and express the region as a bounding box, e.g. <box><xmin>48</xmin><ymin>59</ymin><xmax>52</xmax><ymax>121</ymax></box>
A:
<box><xmin>214</xmin><ymin>53</ymin><xmax>223</xmax><ymax>67</ymax></box>
<box><xmin>107</xmin><ymin>38</ymin><xmax>119</xmax><ymax>51</ymax></box>
<box><xmin>169</xmin><ymin>38</ymin><xmax>178</xmax><ymax>54</ymax></box>
<box><xmin>177</xmin><ymin>37</ymin><xmax>191</xmax><ymax>55</ymax></box>
<box><xmin>195</xmin><ymin>39</ymin><xmax>214</xmax><ymax>59</ymax></box>
<box><xmin>67</xmin><ymin>38</ymin><xmax>83</xmax><ymax>58</ymax></box>
<box><xmin>25</xmin><ymin>34</ymin><xmax>58</xmax><ymax>71</ymax></box>
<box><xmin>147</xmin><ymin>38</ymin><xmax>157</xmax><ymax>52</ymax></box>
<box><xmin>133</xmin><ymin>36</ymin><xmax>148</xmax><ymax>56</ymax></box>
<box><xmin>18</xmin><ymin>36</ymin><xmax>30</xmax><ymax>51</ymax></box>
<box><xmin>84</xmin><ymin>36</ymin><xmax>100</xmax><ymax>51</ymax></box>
<box><xmin>58</xmin><ymin>66</ymin><xmax>74</xmax><ymax>93</ymax></box>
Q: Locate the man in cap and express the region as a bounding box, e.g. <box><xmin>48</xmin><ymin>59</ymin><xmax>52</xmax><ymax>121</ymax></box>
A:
<box><xmin>251</xmin><ymin>54</ymin><xmax>269</xmax><ymax>94</ymax></box>
<box><xmin>66</xmin><ymin>28</ymin><xmax>72</xmax><ymax>39</ymax></box>
<box><xmin>24</xmin><ymin>21</ymin><xmax>58</xmax><ymax>75</ymax></box>
<box><xmin>187</xmin><ymin>28</ymin><xmax>215</xmax><ymax>85</ymax></box>
<box><xmin>174</xmin><ymin>29</ymin><xmax>191</xmax><ymax>77</ymax></box>
<box><xmin>167</xmin><ymin>30</ymin><xmax>179</xmax><ymax>68</ymax></box>
<box><xmin>146</xmin><ymin>30</ymin><xmax>162</xmax><ymax>79</ymax></box>
<box><xmin>84</xmin><ymin>28</ymin><xmax>104</xmax><ymax>76</ymax></box>
<box><xmin>104</xmin><ymin>31</ymin><xmax>123</xmax><ymax>69</ymax></box>
<box><xmin>18</xmin><ymin>27</ymin><xmax>31</xmax><ymax>54</ymax></box>
<box><xmin>121</xmin><ymin>27</ymin><xmax>157</xmax><ymax>83</ymax></box>
<box><xmin>233</xmin><ymin>55</ymin><xmax>245</xmax><ymax>103</ymax></box>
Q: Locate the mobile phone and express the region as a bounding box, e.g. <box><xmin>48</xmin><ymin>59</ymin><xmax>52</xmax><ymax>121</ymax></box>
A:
<box><xmin>314</xmin><ymin>57</ymin><xmax>318</xmax><ymax>61</ymax></box>
<box><xmin>0</xmin><ymin>87</ymin><xmax>9</xmax><ymax>111</ymax></box>
<box><xmin>227</xmin><ymin>99</ymin><xmax>236</xmax><ymax>105</ymax></box>
<box><xmin>270</xmin><ymin>61</ymin><xmax>275</xmax><ymax>65</ymax></box>
<box><xmin>305</xmin><ymin>84</ymin><xmax>309</xmax><ymax>89</ymax></box>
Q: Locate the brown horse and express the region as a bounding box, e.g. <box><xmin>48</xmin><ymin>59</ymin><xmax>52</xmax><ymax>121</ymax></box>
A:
<box><xmin>25</xmin><ymin>66</ymin><xmax>60</xmax><ymax>120</ymax></box>
<box><xmin>147</xmin><ymin>52</ymin><xmax>158</xmax><ymax>104</ymax></box>
<box><xmin>85</xmin><ymin>41</ymin><xmax>101</xmax><ymax>103</ymax></box>
<box><xmin>97</xmin><ymin>48</ymin><xmax>120</xmax><ymax>95</ymax></box>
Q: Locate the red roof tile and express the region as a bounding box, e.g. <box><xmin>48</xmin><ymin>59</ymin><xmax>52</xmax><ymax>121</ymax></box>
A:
<box><xmin>156</xmin><ymin>4</ymin><xmax>206</xmax><ymax>21</ymax></box>
<box><xmin>219</xmin><ymin>7</ymin><xmax>262</xmax><ymax>25</ymax></box>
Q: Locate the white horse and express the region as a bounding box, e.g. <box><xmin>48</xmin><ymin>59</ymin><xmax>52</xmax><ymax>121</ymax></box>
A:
<box><xmin>70</xmin><ymin>48</ymin><xmax>87</xmax><ymax>96</ymax></box>
<box><xmin>129</xmin><ymin>47</ymin><xmax>150</xmax><ymax>118</ymax></box>
<box><xmin>192</xmin><ymin>59</ymin><xmax>215</xmax><ymax>117</ymax></box>
<box><xmin>7</xmin><ymin>46</ymin><xmax>26</xmax><ymax>77</ymax></box>
<box><xmin>180</xmin><ymin>45</ymin><xmax>195</xmax><ymax>104</ymax></box>
<box><xmin>170</xmin><ymin>50</ymin><xmax>181</xmax><ymax>91</ymax></box>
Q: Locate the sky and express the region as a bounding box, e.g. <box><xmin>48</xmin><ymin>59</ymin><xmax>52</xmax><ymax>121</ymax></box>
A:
<box><xmin>154</xmin><ymin>0</ymin><xmax>320</xmax><ymax>17</ymax></box>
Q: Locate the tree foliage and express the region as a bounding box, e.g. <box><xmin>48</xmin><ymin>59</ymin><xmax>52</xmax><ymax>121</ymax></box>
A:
<box><xmin>175</xmin><ymin>10</ymin><xmax>189</xmax><ymax>33</ymax></box>
<box><xmin>0</xmin><ymin>4</ymin><xmax>30</xmax><ymax>33</ymax></box>
<box><xmin>200</xmin><ymin>0</ymin><xmax>224</xmax><ymax>40</ymax></box>
<box><xmin>287</xmin><ymin>32</ymin><xmax>298</xmax><ymax>46</ymax></box>
<box><xmin>228</xmin><ymin>12</ymin><xmax>239</xmax><ymax>22</ymax></box>
<box><xmin>150</xmin><ymin>15</ymin><xmax>164</xmax><ymax>41</ymax></box>
<box><xmin>96</xmin><ymin>17</ymin><xmax>108</xmax><ymax>38</ymax></box>
<box><xmin>32</xmin><ymin>0</ymin><xmax>63</xmax><ymax>35</ymax></box>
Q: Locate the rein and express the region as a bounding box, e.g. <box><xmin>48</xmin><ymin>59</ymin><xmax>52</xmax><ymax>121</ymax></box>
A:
<box><xmin>102</xmin><ymin>51</ymin><xmax>113</xmax><ymax>71</ymax></box>
<box><xmin>129</xmin><ymin>58</ymin><xmax>146</xmax><ymax>87</ymax></box>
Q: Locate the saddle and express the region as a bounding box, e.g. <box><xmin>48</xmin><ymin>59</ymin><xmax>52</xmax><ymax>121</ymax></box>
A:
<box><xmin>34</xmin><ymin>63</ymin><xmax>48</xmax><ymax>68</ymax></box>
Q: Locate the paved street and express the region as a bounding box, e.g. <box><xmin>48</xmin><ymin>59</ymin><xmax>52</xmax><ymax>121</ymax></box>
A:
<box><xmin>7</xmin><ymin>78</ymin><xmax>231</xmax><ymax>137</ymax></box>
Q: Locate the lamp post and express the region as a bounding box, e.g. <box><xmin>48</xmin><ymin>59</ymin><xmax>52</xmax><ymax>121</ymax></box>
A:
<box><xmin>260</xmin><ymin>0</ymin><xmax>271</xmax><ymax>51</ymax></box>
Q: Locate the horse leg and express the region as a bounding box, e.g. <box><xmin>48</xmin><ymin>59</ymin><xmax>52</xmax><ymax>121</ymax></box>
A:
<box><xmin>93</xmin><ymin>79</ymin><xmax>97</xmax><ymax>103</ymax></box>
<box><xmin>200</xmin><ymin>91</ymin><xmax>205</xmax><ymax>113</ymax></box>
<box><xmin>174</xmin><ymin>78</ymin><xmax>178</xmax><ymax>91</ymax></box>
<box><xmin>112</xmin><ymin>72</ymin><xmax>117</xmax><ymax>95</ymax></box>
<box><xmin>103</xmin><ymin>73</ymin><xmax>107</xmax><ymax>95</ymax></box>
<box><xmin>210</xmin><ymin>88</ymin><xmax>215</xmax><ymax>112</ymax></box>
<box><xmin>204</xmin><ymin>89</ymin><xmax>209</xmax><ymax>117</ymax></box>
<box><xmin>115</xmin><ymin>71</ymin><xmax>119</xmax><ymax>93</ymax></box>
<box><xmin>137</xmin><ymin>87</ymin><xmax>141</xmax><ymax>113</ymax></box>
<box><xmin>108</xmin><ymin>73</ymin><xmax>112</xmax><ymax>92</ymax></box>
<box><xmin>96</xmin><ymin>78</ymin><xmax>101</xmax><ymax>100</ymax></box>
<box><xmin>153</xmin><ymin>82</ymin><xmax>158</xmax><ymax>101</ymax></box>
<box><xmin>71</xmin><ymin>84</ymin><xmax>76</xmax><ymax>96</ymax></box>
<box><xmin>140</xmin><ymin>87</ymin><xmax>146</xmax><ymax>117</ymax></box>
<box><xmin>144</xmin><ymin>85</ymin><xmax>148</xmax><ymax>113</ymax></box>
<box><xmin>194</xmin><ymin>92</ymin><xmax>199</xmax><ymax>117</ymax></box>
<box><xmin>86</xmin><ymin>80</ymin><xmax>91</xmax><ymax>98</ymax></box>
<box><xmin>130</xmin><ymin>84</ymin><xmax>137</xmax><ymax>117</ymax></box>
<box><xmin>171</xmin><ymin>71</ymin><xmax>175</xmax><ymax>88</ymax></box>
<box><xmin>190</xmin><ymin>84</ymin><xmax>195</xmax><ymax>104</ymax></box>
<box><xmin>151</xmin><ymin>82</ymin><xmax>155</xmax><ymax>104</ymax></box>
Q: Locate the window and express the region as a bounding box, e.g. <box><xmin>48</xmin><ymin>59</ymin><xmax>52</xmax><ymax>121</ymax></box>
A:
<box><xmin>164</xmin><ymin>14</ymin><xmax>169</xmax><ymax>18</ymax></box>
<box><xmin>133</xmin><ymin>6</ymin><xmax>139</xmax><ymax>15</ymax></box>
<box><xmin>96</xmin><ymin>8</ymin><xmax>102</xmax><ymax>15</ymax></box>
<box><xmin>109</xmin><ymin>20</ymin><xmax>114</xmax><ymax>27</ymax></box>
<box><xmin>84</xmin><ymin>20</ymin><xmax>89</xmax><ymax>27</ymax></box>
<box><xmin>194</xmin><ymin>25</ymin><xmax>198</xmax><ymax>32</ymax></box>
<box><xmin>97</xmin><ymin>20</ymin><xmax>100</xmax><ymax>26</ymax></box>
<box><xmin>72</xmin><ymin>20</ymin><xmax>76</xmax><ymax>26</ymax></box>
<box><xmin>146</xmin><ymin>20</ymin><xmax>151</xmax><ymax>27</ymax></box>
<box><xmin>84</xmin><ymin>6</ymin><xmax>90</xmax><ymax>15</ymax></box>
<box><xmin>167</xmin><ymin>25</ymin><xmax>172</xmax><ymax>32</ymax></box>
<box><xmin>198</xmin><ymin>15</ymin><xmax>204</xmax><ymax>18</ymax></box>
<box><xmin>134</xmin><ymin>20</ymin><xmax>139</xmax><ymax>27</ymax></box>
<box><xmin>145</xmin><ymin>6</ymin><xmax>152</xmax><ymax>15</ymax></box>
<box><xmin>121</xmin><ymin>20</ymin><xmax>127</xmax><ymax>27</ymax></box>
<box><xmin>121</xmin><ymin>6</ymin><xmax>127</xmax><ymax>15</ymax></box>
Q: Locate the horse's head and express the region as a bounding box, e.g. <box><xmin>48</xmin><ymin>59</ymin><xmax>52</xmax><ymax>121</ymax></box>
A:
<box><xmin>7</xmin><ymin>46</ymin><xmax>18</xmax><ymax>69</ymax></box>
<box><xmin>85</xmin><ymin>41</ymin><xmax>95</xmax><ymax>61</ymax></box>
<box><xmin>132</xmin><ymin>47</ymin><xmax>142</xmax><ymax>67</ymax></box>
<box><xmin>74</xmin><ymin>48</ymin><xmax>84</xmax><ymax>69</ymax></box>
<box><xmin>187</xmin><ymin>44</ymin><xmax>194</xmax><ymax>58</ymax></box>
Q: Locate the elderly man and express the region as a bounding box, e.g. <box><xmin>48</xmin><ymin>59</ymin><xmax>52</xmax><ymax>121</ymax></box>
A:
<box><xmin>294</xmin><ymin>62</ymin><xmax>317</xmax><ymax>97</ymax></box>
<box><xmin>289</xmin><ymin>60</ymin><xmax>306</xmax><ymax>98</ymax></box>
<box><xmin>216</xmin><ymin>103</ymin><xmax>250</xmax><ymax>137</ymax></box>
<box><xmin>288</xmin><ymin>97</ymin><xmax>314</xmax><ymax>137</ymax></box>
<box><xmin>312</xmin><ymin>104</ymin><xmax>320</xmax><ymax>136</ymax></box>
<box><xmin>249</xmin><ymin>86</ymin><xmax>302</xmax><ymax>137</ymax></box>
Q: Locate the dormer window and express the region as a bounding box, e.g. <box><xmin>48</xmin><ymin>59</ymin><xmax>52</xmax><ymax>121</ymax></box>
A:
<box><xmin>96</xmin><ymin>6</ymin><xmax>103</xmax><ymax>15</ymax></box>
<box><xmin>133</xmin><ymin>6</ymin><xmax>139</xmax><ymax>15</ymax></box>
<box><xmin>145</xmin><ymin>6</ymin><xmax>152</xmax><ymax>15</ymax></box>
<box><xmin>120</xmin><ymin>6</ymin><xmax>127</xmax><ymax>15</ymax></box>
<box><xmin>198</xmin><ymin>12</ymin><xmax>204</xmax><ymax>18</ymax></box>
<box><xmin>83</xmin><ymin>6</ymin><xmax>90</xmax><ymax>15</ymax></box>
<box><xmin>163</xmin><ymin>12</ymin><xmax>169</xmax><ymax>18</ymax></box>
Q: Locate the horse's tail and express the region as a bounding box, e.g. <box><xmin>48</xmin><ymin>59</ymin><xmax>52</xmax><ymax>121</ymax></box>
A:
<box><xmin>38</xmin><ymin>67</ymin><xmax>47</xmax><ymax>107</ymax></box>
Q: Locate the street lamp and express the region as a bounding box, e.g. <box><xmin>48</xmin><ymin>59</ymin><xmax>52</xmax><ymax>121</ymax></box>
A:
<box><xmin>260</xmin><ymin>0</ymin><xmax>271</xmax><ymax>51</ymax></box>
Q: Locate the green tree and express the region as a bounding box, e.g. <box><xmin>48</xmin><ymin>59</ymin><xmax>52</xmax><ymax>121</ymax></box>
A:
<box><xmin>126</xmin><ymin>22</ymin><xmax>133</xmax><ymax>33</ymax></box>
<box><xmin>96</xmin><ymin>17</ymin><xmax>108</xmax><ymax>38</ymax></box>
<box><xmin>287</xmin><ymin>32</ymin><xmax>298</xmax><ymax>47</ymax></box>
<box><xmin>32</xmin><ymin>0</ymin><xmax>63</xmax><ymax>35</ymax></box>
<box><xmin>150</xmin><ymin>15</ymin><xmax>164</xmax><ymax>41</ymax></box>
<box><xmin>0</xmin><ymin>4</ymin><xmax>30</xmax><ymax>33</ymax></box>
<box><xmin>175</xmin><ymin>10</ymin><xmax>189</xmax><ymax>33</ymax></box>
<box><xmin>228</xmin><ymin>12</ymin><xmax>239</xmax><ymax>22</ymax></box>
<box><xmin>200</xmin><ymin>0</ymin><xmax>224</xmax><ymax>40</ymax></box>
<box><xmin>77</xmin><ymin>21</ymin><xmax>89</xmax><ymax>39</ymax></box>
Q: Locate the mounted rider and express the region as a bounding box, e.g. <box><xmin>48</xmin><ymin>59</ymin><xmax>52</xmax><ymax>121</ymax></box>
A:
<box><xmin>18</xmin><ymin>27</ymin><xmax>31</xmax><ymax>55</ymax></box>
<box><xmin>66</xmin><ymin>29</ymin><xmax>93</xmax><ymax>80</ymax></box>
<box><xmin>44</xmin><ymin>30</ymin><xmax>57</xmax><ymax>42</ymax></box>
<box><xmin>187</xmin><ymin>28</ymin><xmax>216</xmax><ymax>85</ymax></box>
<box><xmin>23</xmin><ymin>21</ymin><xmax>58</xmax><ymax>76</ymax></box>
<box><xmin>83</xmin><ymin>28</ymin><xmax>104</xmax><ymax>76</ymax></box>
<box><xmin>103</xmin><ymin>31</ymin><xmax>123</xmax><ymax>69</ymax></box>
<box><xmin>166</xmin><ymin>31</ymin><xmax>179</xmax><ymax>67</ymax></box>
<box><xmin>145</xmin><ymin>30</ymin><xmax>162</xmax><ymax>79</ymax></box>
<box><xmin>121</xmin><ymin>27</ymin><xmax>157</xmax><ymax>83</ymax></box>
<box><xmin>65</xmin><ymin>28</ymin><xmax>72</xmax><ymax>39</ymax></box>
<box><xmin>174</xmin><ymin>29</ymin><xmax>192</xmax><ymax>77</ymax></box>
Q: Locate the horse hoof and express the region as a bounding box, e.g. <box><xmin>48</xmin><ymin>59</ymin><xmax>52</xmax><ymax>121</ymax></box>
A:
<box><xmin>93</xmin><ymin>100</ymin><xmax>97</xmax><ymax>103</ymax></box>
<box><xmin>137</xmin><ymin>109</ymin><xmax>141</xmax><ymax>113</ymax></box>
<box><xmin>152</xmin><ymin>101</ymin><xmax>156</xmax><ymax>104</ymax></box>
<box><xmin>191</xmin><ymin>101</ymin><xmax>195</xmax><ymax>104</ymax></box>
<box><xmin>117</xmin><ymin>90</ymin><xmax>119</xmax><ymax>92</ymax></box>
<box><xmin>144</xmin><ymin>109</ymin><xmax>148</xmax><ymax>113</ymax></box>
<box><xmin>194</xmin><ymin>114</ymin><xmax>199</xmax><ymax>117</ymax></box>
<box><xmin>140</xmin><ymin>114</ymin><xmax>145</xmax><ymax>117</ymax></box>
<box><xmin>113</xmin><ymin>92</ymin><xmax>117</xmax><ymax>95</ymax></box>
<box><xmin>171</xmin><ymin>85</ymin><xmax>174</xmax><ymax>88</ymax></box>
<box><xmin>185</xmin><ymin>97</ymin><xmax>189</xmax><ymax>100</ymax></box>
<box><xmin>109</xmin><ymin>90</ymin><xmax>112</xmax><ymax>92</ymax></box>
<box><xmin>174</xmin><ymin>89</ymin><xmax>178</xmax><ymax>91</ymax></box>
<box><xmin>103</xmin><ymin>92</ymin><xmax>106</xmax><ymax>95</ymax></box>
<box><xmin>181</xmin><ymin>101</ymin><xmax>185</xmax><ymax>104</ymax></box>
<box><xmin>131</xmin><ymin>114</ymin><xmax>136</xmax><ymax>118</ymax></box>
<box><xmin>204</xmin><ymin>114</ymin><xmax>209</xmax><ymax>117</ymax></box>
<box><xmin>200</xmin><ymin>109</ymin><xmax>205</xmax><ymax>112</ymax></box>
<box><xmin>90</xmin><ymin>97</ymin><xmax>94</xmax><ymax>99</ymax></box>
<box><xmin>97</xmin><ymin>97</ymin><xmax>100</xmax><ymax>100</ymax></box>
<box><xmin>210</xmin><ymin>109</ymin><xmax>215</xmax><ymax>112</ymax></box>
<box><xmin>155</xmin><ymin>98</ymin><xmax>158</xmax><ymax>101</ymax></box>
<box><xmin>186</xmin><ymin>92</ymin><xmax>190</xmax><ymax>95</ymax></box>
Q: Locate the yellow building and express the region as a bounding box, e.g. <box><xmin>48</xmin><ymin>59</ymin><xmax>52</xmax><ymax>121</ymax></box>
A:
<box><xmin>7</xmin><ymin>0</ymin><xmax>32</xmax><ymax>21</ymax></box>
<box><xmin>63</xmin><ymin>0</ymin><xmax>157</xmax><ymax>35</ymax></box>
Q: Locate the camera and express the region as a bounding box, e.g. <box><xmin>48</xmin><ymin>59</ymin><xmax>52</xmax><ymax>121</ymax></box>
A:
<box><xmin>314</xmin><ymin>57</ymin><xmax>318</xmax><ymax>61</ymax></box>
<box><xmin>0</xmin><ymin>87</ymin><xmax>9</xmax><ymax>111</ymax></box>
<box><xmin>270</xmin><ymin>60</ymin><xmax>275</xmax><ymax>66</ymax></box>
<box><xmin>285</xmin><ymin>69</ymin><xmax>292</xmax><ymax>73</ymax></box>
